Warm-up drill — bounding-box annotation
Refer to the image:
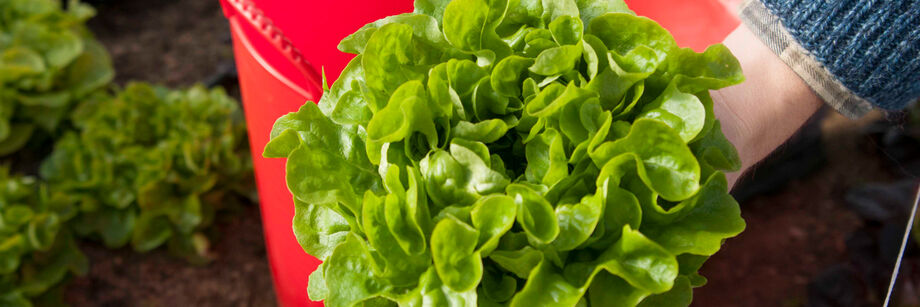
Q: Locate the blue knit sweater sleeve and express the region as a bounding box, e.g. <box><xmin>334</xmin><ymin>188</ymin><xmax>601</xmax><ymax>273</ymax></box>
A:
<box><xmin>741</xmin><ymin>0</ymin><xmax>919</xmax><ymax>118</ymax></box>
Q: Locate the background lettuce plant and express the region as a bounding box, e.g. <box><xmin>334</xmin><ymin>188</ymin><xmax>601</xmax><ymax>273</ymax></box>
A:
<box><xmin>0</xmin><ymin>0</ymin><xmax>114</xmax><ymax>155</ymax></box>
<box><xmin>0</xmin><ymin>168</ymin><xmax>86</xmax><ymax>307</ymax></box>
<box><xmin>266</xmin><ymin>0</ymin><xmax>746</xmax><ymax>306</ymax></box>
<box><xmin>40</xmin><ymin>83</ymin><xmax>252</xmax><ymax>262</ymax></box>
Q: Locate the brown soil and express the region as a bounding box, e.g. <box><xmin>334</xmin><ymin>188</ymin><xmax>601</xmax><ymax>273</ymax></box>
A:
<box><xmin>86</xmin><ymin>0</ymin><xmax>234</xmax><ymax>87</ymax></box>
<box><xmin>693</xmin><ymin>111</ymin><xmax>898</xmax><ymax>306</ymax></box>
<box><xmin>65</xmin><ymin>205</ymin><xmax>277</xmax><ymax>307</ymax></box>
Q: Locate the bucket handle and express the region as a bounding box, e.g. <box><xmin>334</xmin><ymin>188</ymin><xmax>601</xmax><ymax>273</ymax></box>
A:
<box><xmin>221</xmin><ymin>0</ymin><xmax>324</xmax><ymax>99</ymax></box>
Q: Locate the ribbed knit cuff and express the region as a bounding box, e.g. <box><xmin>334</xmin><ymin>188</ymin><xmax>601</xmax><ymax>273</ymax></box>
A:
<box><xmin>739</xmin><ymin>0</ymin><xmax>873</xmax><ymax>119</ymax></box>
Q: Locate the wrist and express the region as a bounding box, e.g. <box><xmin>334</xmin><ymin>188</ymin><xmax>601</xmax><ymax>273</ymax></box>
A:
<box><xmin>712</xmin><ymin>25</ymin><xmax>824</xmax><ymax>186</ymax></box>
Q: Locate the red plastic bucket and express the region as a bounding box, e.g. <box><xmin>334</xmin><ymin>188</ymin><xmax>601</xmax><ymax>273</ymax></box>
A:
<box><xmin>220</xmin><ymin>1</ymin><xmax>740</xmax><ymax>306</ymax></box>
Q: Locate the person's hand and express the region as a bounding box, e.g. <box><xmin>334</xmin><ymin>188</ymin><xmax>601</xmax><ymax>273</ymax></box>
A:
<box><xmin>712</xmin><ymin>25</ymin><xmax>825</xmax><ymax>188</ymax></box>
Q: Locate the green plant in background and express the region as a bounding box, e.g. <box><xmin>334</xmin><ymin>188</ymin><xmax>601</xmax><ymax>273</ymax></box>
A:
<box><xmin>266</xmin><ymin>0</ymin><xmax>746</xmax><ymax>306</ymax></box>
<box><xmin>0</xmin><ymin>0</ymin><xmax>114</xmax><ymax>156</ymax></box>
<box><xmin>40</xmin><ymin>83</ymin><xmax>252</xmax><ymax>263</ymax></box>
<box><xmin>0</xmin><ymin>168</ymin><xmax>87</xmax><ymax>307</ymax></box>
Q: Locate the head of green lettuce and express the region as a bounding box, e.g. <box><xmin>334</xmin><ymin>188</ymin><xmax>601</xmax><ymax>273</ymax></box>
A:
<box><xmin>265</xmin><ymin>0</ymin><xmax>746</xmax><ymax>306</ymax></box>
